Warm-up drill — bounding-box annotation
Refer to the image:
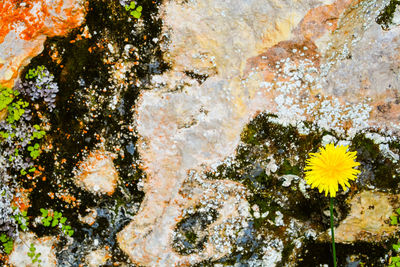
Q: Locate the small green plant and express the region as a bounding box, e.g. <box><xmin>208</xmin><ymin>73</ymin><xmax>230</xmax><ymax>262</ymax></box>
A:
<box><xmin>390</xmin><ymin>208</ymin><xmax>400</xmax><ymax>225</ymax></box>
<box><xmin>390</xmin><ymin>240</ymin><xmax>400</xmax><ymax>267</ymax></box>
<box><xmin>0</xmin><ymin>131</ymin><xmax>9</xmax><ymax>139</ymax></box>
<box><xmin>12</xmin><ymin>208</ymin><xmax>29</xmax><ymax>231</ymax></box>
<box><xmin>0</xmin><ymin>233</ymin><xmax>13</xmax><ymax>254</ymax></box>
<box><xmin>0</xmin><ymin>85</ymin><xmax>29</xmax><ymax>124</ymax></box>
<box><xmin>7</xmin><ymin>99</ymin><xmax>28</xmax><ymax>124</ymax></box>
<box><xmin>0</xmin><ymin>86</ymin><xmax>17</xmax><ymax>111</ymax></box>
<box><xmin>27</xmin><ymin>143</ymin><xmax>41</xmax><ymax>159</ymax></box>
<box><xmin>40</xmin><ymin>209</ymin><xmax>74</xmax><ymax>237</ymax></box>
<box><xmin>125</xmin><ymin>1</ymin><xmax>142</xmax><ymax>18</ymax></box>
<box><xmin>27</xmin><ymin>243</ymin><xmax>42</xmax><ymax>266</ymax></box>
<box><xmin>25</xmin><ymin>65</ymin><xmax>45</xmax><ymax>80</ymax></box>
<box><xmin>32</xmin><ymin>125</ymin><xmax>46</xmax><ymax>140</ymax></box>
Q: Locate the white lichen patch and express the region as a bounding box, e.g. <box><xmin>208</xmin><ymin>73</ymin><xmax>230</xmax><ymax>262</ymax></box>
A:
<box><xmin>85</xmin><ymin>247</ymin><xmax>111</xmax><ymax>267</ymax></box>
<box><xmin>9</xmin><ymin>232</ymin><xmax>57</xmax><ymax>267</ymax></box>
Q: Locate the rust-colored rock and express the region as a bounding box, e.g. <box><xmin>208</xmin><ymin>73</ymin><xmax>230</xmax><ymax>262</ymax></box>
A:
<box><xmin>0</xmin><ymin>0</ymin><xmax>85</xmax><ymax>88</ymax></box>
<box><xmin>75</xmin><ymin>151</ymin><xmax>119</xmax><ymax>196</ymax></box>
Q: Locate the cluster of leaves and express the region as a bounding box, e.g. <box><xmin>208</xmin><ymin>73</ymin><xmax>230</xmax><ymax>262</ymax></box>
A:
<box><xmin>390</xmin><ymin>240</ymin><xmax>400</xmax><ymax>267</ymax></box>
<box><xmin>390</xmin><ymin>208</ymin><xmax>400</xmax><ymax>225</ymax></box>
<box><xmin>12</xmin><ymin>207</ymin><xmax>29</xmax><ymax>231</ymax></box>
<box><xmin>27</xmin><ymin>243</ymin><xmax>42</xmax><ymax>266</ymax></box>
<box><xmin>0</xmin><ymin>86</ymin><xmax>29</xmax><ymax>124</ymax></box>
<box><xmin>0</xmin><ymin>233</ymin><xmax>13</xmax><ymax>254</ymax></box>
<box><xmin>40</xmin><ymin>209</ymin><xmax>74</xmax><ymax>236</ymax></box>
<box><xmin>21</xmin><ymin>65</ymin><xmax>59</xmax><ymax>111</ymax></box>
<box><xmin>388</xmin><ymin>208</ymin><xmax>400</xmax><ymax>266</ymax></box>
<box><xmin>20</xmin><ymin>167</ymin><xmax>36</xmax><ymax>176</ymax></box>
<box><xmin>0</xmin><ymin>87</ymin><xmax>17</xmax><ymax>111</ymax></box>
<box><xmin>27</xmin><ymin>143</ymin><xmax>41</xmax><ymax>160</ymax></box>
<box><xmin>25</xmin><ymin>65</ymin><xmax>45</xmax><ymax>80</ymax></box>
<box><xmin>125</xmin><ymin>1</ymin><xmax>142</xmax><ymax>18</ymax></box>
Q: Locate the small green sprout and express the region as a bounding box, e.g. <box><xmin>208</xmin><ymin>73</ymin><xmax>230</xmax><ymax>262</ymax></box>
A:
<box><xmin>40</xmin><ymin>209</ymin><xmax>74</xmax><ymax>237</ymax></box>
<box><xmin>390</xmin><ymin>208</ymin><xmax>400</xmax><ymax>225</ymax></box>
<box><xmin>0</xmin><ymin>234</ymin><xmax>13</xmax><ymax>254</ymax></box>
<box><xmin>12</xmin><ymin>209</ymin><xmax>29</xmax><ymax>231</ymax></box>
<box><xmin>0</xmin><ymin>86</ymin><xmax>18</xmax><ymax>111</ymax></box>
<box><xmin>390</xmin><ymin>256</ymin><xmax>400</xmax><ymax>267</ymax></box>
<box><xmin>125</xmin><ymin>1</ymin><xmax>142</xmax><ymax>18</ymax></box>
<box><xmin>25</xmin><ymin>65</ymin><xmax>45</xmax><ymax>80</ymax></box>
<box><xmin>0</xmin><ymin>131</ymin><xmax>9</xmax><ymax>139</ymax></box>
<box><xmin>27</xmin><ymin>143</ymin><xmax>41</xmax><ymax>159</ymax></box>
<box><xmin>32</xmin><ymin>125</ymin><xmax>46</xmax><ymax>140</ymax></box>
<box><xmin>27</xmin><ymin>243</ymin><xmax>42</xmax><ymax>266</ymax></box>
<box><xmin>7</xmin><ymin>99</ymin><xmax>29</xmax><ymax>124</ymax></box>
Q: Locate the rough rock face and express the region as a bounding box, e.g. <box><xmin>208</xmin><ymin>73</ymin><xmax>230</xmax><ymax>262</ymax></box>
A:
<box><xmin>0</xmin><ymin>0</ymin><xmax>85</xmax><ymax>88</ymax></box>
<box><xmin>333</xmin><ymin>191</ymin><xmax>399</xmax><ymax>243</ymax></box>
<box><xmin>75</xmin><ymin>150</ymin><xmax>119</xmax><ymax>195</ymax></box>
<box><xmin>117</xmin><ymin>0</ymin><xmax>394</xmax><ymax>265</ymax></box>
<box><xmin>9</xmin><ymin>232</ymin><xmax>57</xmax><ymax>267</ymax></box>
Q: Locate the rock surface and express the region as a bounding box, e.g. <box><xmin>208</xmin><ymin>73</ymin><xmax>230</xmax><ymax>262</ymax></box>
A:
<box><xmin>75</xmin><ymin>150</ymin><xmax>119</xmax><ymax>195</ymax></box>
<box><xmin>333</xmin><ymin>191</ymin><xmax>399</xmax><ymax>243</ymax></box>
<box><xmin>0</xmin><ymin>0</ymin><xmax>85</xmax><ymax>88</ymax></box>
<box><xmin>117</xmin><ymin>0</ymin><xmax>393</xmax><ymax>265</ymax></box>
<box><xmin>8</xmin><ymin>232</ymin><xmax>57</xmax><ymax>267</ymax></box>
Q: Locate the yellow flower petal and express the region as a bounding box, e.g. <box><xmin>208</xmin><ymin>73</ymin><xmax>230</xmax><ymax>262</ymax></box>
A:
<box><xmin>304</xmin><ymin>143</ymin><xmax>360</xmax><ymax>197</ymax></box>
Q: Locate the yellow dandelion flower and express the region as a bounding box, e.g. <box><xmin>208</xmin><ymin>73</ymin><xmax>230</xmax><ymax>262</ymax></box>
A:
<box><xmin>304</xmin><ymin>143</ymin><xmax>360</xmax><ymax>197</ymax></box>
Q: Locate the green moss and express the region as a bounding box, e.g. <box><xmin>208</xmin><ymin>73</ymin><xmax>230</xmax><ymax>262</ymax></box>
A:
<box><xmin>278</xmin><ymin>159</ymin><xmax>300</xmax><ymax>176</ymax></box>
<box><xmin>376</xmin><ymin>0</ymin><xmax>400</xmax><ymax>30</ymax></box>
<box><xmin>350</xmin><ymin>133</ymin><xmax>380</xmax><ymax>160</ymax></box>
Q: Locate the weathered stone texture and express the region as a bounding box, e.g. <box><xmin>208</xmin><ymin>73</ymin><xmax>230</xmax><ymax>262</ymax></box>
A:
<box><xmin>75</xmin><ymin>150</ymin><xmax>119</xmax><ymax>195</ymax></box>
<box><xmin>0</xmin><ymin>0</ymin><xmax>85</xmax><ymax>88</ymax></box>
<box><xmin>117</xmin><ymin>0</ymin><xmax>385</xmax><ymax>266</ymax></box>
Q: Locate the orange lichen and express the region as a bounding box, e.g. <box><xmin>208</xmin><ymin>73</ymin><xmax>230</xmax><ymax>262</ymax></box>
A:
<box><xmin>0</xmin><ymin>0</ymin><xmax>85</xmax><ymax>42</ymax></box>
<box><xmin>11</xmin><ymin>188</ymin><xmax>30</xmax><ymax>212</ymax></box>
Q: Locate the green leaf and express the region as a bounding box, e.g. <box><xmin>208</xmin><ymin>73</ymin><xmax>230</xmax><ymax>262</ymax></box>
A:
<box><xmin>129</xmin><ymin>1</ymin><xmax>135</xmax><ymax>9</ymax></box>
<box><xmin>391</xmin><ymin>215</ymin><xmax>398</xmax><ymax>225</ymax></box>
<box><xmin>43</xmin><ymin>217</ymin><xmax>51</xmax><ymax>227</ymax></box>
<box><xmin>137</xmin><ymin>6</ymin><xmax>142</xmax><ymax>12</ymax></box>
<box><xmin>51</xmin><ymin>219</ymin><xmax>58</xmax><ymax>227</ymax></box>
<box><xmin>396</xmin><ymin>208</ymin><xmax>400</xmax><ymax>215</ymax></box>
<box><xmin>40</xmin><ymin>208</ymin><xmax>48</xmax><ymax>217</ymax></box>
<box><xmin>60</xmin><ymin>217</ymin><xmax>67</xmax><ymax>224</ymax></box>
<box><xmin>54</xmin><ymin>211</ymin><xmax>62</xmax><ymax>219</ymax></box>
<box><xmin>0</xmin><ymin>234</ymin><xmax>7</xmax><ymax>243</ymax></box>
<box><xmin>131</xmin><ymin>10</ymin><xmax>141</xmax><ymax>18</ymax></box>
<box><xmin>3</xmin><ymin>240</ymin><xmax>13</xmax><ymax>254</ymax></box>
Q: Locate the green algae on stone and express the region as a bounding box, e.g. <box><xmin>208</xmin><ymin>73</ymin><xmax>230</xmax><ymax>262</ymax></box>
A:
<box><xmin>376</xmin><ymin>0</ymin><xmax>400</xmax><ymax>30</ymax></box>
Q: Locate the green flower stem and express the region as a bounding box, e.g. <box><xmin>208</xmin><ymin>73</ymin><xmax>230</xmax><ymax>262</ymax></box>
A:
<box><xmin>330</xmin><ymin>197</ymin><xmax>337</xmax><ymax>267</ymax></box>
